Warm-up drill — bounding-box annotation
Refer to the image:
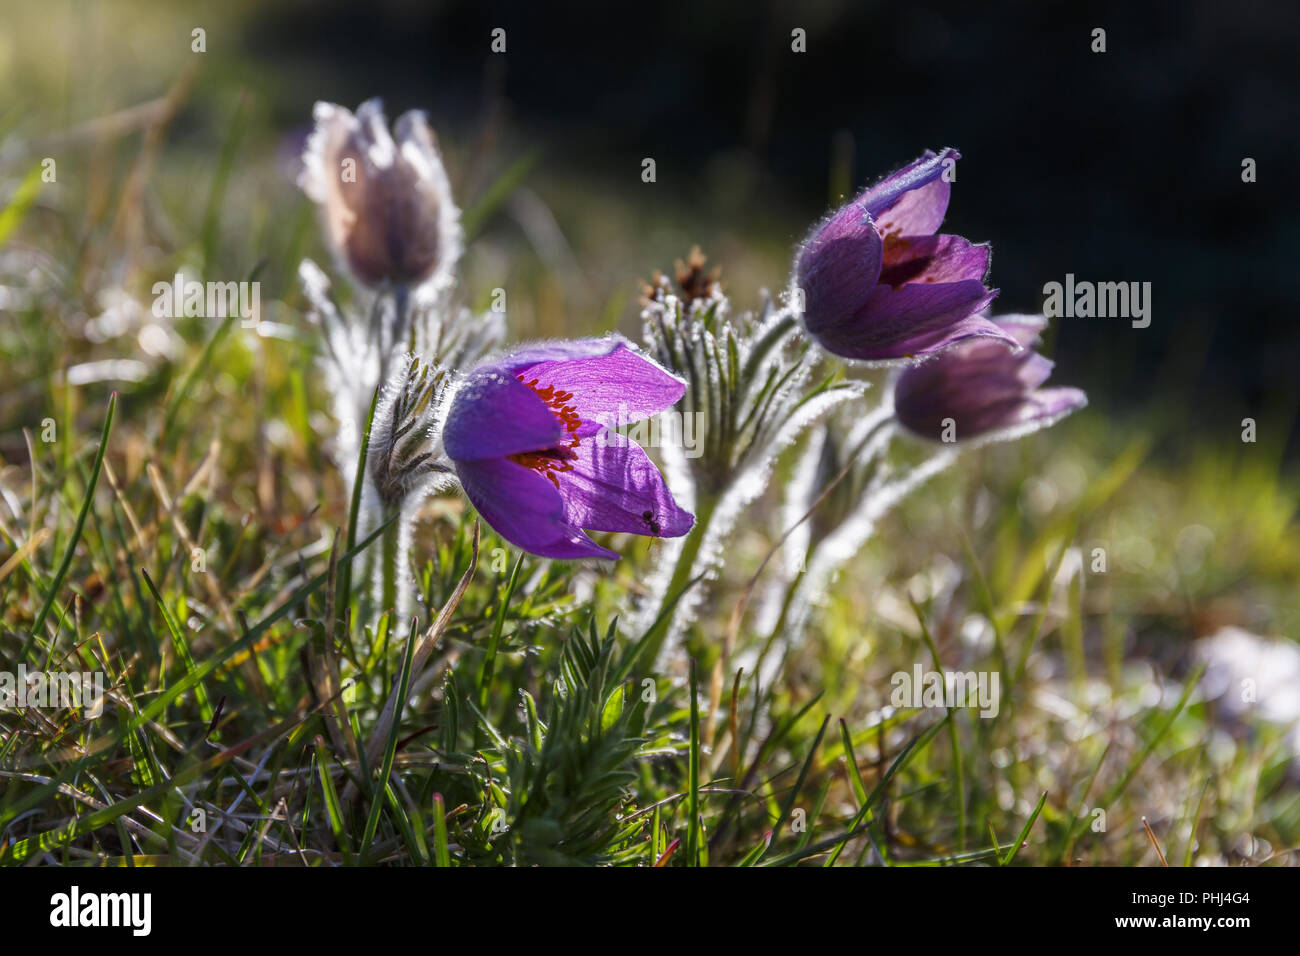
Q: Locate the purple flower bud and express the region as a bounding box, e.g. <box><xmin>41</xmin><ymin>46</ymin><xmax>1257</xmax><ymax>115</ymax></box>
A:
<box><xmin>795</xmin><ymin>148</ymin><xmax>1014</xmax><ymax>362</ymax></box>
<box><xmin>299</xmin><ymin>99</ymin><xmax>462</xmax><ymax>293</ymax></box>
<box><xmin>443</xmin><ymin>337</ymin><xmax>694</xmax><ymax>559</ymax></box>
<box><xmin>893</xmin><ymin>314</ymin><xmax>1086</xmax><ymax>442</ymax></box>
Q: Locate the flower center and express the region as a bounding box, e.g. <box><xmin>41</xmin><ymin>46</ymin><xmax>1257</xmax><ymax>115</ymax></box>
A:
<box><xmin>508</xmin><ymin>376</ymin><xmax>582</xmax><ymax>487</ymax></box>
<box><xmin>877</xmin><ymin>233</ymin><xmax>936</xmax><ymax>289</ymax></box>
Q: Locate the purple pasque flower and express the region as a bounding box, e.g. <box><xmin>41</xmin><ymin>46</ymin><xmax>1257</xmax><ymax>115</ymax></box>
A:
<box><xmin>796</xmin><ymin>148</ymin><xmax>1015</xmax><ymax>362</ymax></box>
<box><xmin>443</xmin><ymin>337</ymin><xmax>694</xmax><ymax>560</ymax></box>
<box><xmin>892</xmin><ymin>314</ymin><xmax>1087</xmax><ymax>442</ymax></box>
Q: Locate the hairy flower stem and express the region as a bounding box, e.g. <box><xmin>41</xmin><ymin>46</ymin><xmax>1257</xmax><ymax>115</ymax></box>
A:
<box><xmin>375</xmin><ymin>284</ymin><xmax>411</xmax><ymax>398</ymax></box>
<box><xmin>380</xmin><ymin>507</ymin><xmax>402</xmax><ymax>617</ymax></box>
<box><xmin>642</xmin><ymin>493</ymin><xmax>719</xmax><ymax>669</ymax></box>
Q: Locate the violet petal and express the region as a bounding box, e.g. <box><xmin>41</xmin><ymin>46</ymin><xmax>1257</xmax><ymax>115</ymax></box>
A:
<box><xmin>507</xmin><ymin>339</ymin><xmax>686</xmax><ymax>426</ymax></box>
<box><xmin>860</xmin><ymin>148</ymin><xmax>959</xmax><ymax>236</ymax></box>
<box><xmin>877</xmin><ymin>234</ymin><xmax>991</xmax><ymax>289</ymax></box>
<box><xmin>812</xmin><ymin>279</ymin><xmax>1007</xmax><ymax>360</ymax></box>
<box><xmin>558</xmin><ymin>429</ymin><xmax>694</xmax><ymax>538</ymax></box>
<box><xmin>455</xmin><ymin>457</ymin><xmax>618</xmax><ymax>560</ymax></box>
<box><xmin>443</xmin><ymin>368</ymin><xmax>562</xmax><ymax>462</ymax></box>
<box><xmin>797</xmin><ymin>221</ymin><xmax>884</xmax><ymax>339</ymax></box>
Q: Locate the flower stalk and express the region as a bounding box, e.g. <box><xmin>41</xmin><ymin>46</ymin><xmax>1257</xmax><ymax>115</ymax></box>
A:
<box><xmin>380</xmin><ymin>506</ymin><xmax>402</xmax><ymax>617</ymax></box>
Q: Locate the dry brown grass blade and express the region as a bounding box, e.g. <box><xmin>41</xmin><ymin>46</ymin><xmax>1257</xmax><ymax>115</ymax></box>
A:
<box><xmin>22</xmin><ymin>427</ymin><xmax>37</xmax><ymax>545</ymax></box>
<box><xmin>101</xmin><ymin>457</ymin><xmax>146</xmax><ymax>551</ymax></box>
<box><xmin>145</xmin><ymin>446</ymin><xmax>271</xmax><ymax>702</ymax></box>
<box><xmin>0</xmin><ymin>527</ymin><xmax>50</xmax><ymax>585</ymax></box>
<box><xmin>106</xmin><ymin>65</ymin><xmax>199</xmax><ymax>277</ymax></box>
<box><xmin>1142</xmin><ymin>816</ymin><xmax>1169</xmax><ymax>866</ymax></box>
<box><xmin>13</xmin><ymin>89</ymin><xmax>188</xmax><ymax>158</ymax></box>
<box><xmin>77</xmin><ymin>449</ymin><xmax>205</xmax><ymax>587</ymax></box>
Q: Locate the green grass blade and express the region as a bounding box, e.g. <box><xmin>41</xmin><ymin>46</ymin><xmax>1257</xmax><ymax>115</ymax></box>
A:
<box><xmin>838</xmin><ymin>718</ymin><xmax>869</xmax><ymax>807</ymax></box>
<box><xmin>1002</xmin><ymin>790</ymin><xmax>1048</xmax><ymax>864</ymax></box>
<box><xmin>432</xmin><ymin>793</ymin><xmax>451</xmax><ymax>867</ymax></box>
<box><xmin>460</xmin><ymin>147</ymin><xmax>542</xmax><ymax>240</ymax></box>
<box><xmin>913</xmin><ymin>597</ymin><xmax>967</xmax><ymax>850</ymax></box>
<box><xmin>140</xmin><ymin>567</ymin><xmax>214</xmax><ymax>724</ymax></box>
<box><xmin>686</xmin><ymin>658</ymin><xmax>701</xmax><ymax>867</ymax></box>
<box><xmin>314</xmin><ymin>737</ymin><xmax>354</xmax><ymax>865</ymax></box>
<box><xmin>0</xmin><ymin>163</ymin><xmax>44</xmax><ymax>246</ymax></box>
<box><xmin>824</xmin><ymin>713</ymin><xmax>951</xmax><ymax>867</ymax></box>
<box><xmin>477</xmin><ymin>553</ymin><xmax>523</xmax><ymax>711</ymax></box>
<box><xmin>360</xmin><ymin>615</ymin><xmax>420</xmax><ymax>857</ymax></box>
<box><xmin>756</xmin><ymin>714</ymin><xmax>829</xmax><ymax>865</ymax></box>
<box><xmin>25</xmin><ymin>392</ymin><xmax>115</xmax><ymax>658</ymax></box>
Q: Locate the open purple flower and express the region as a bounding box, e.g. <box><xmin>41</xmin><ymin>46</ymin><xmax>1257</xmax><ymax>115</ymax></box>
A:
<box><xmin>796</xmin><ymin>148</ymin><xmax>1014</xmax><ymax>362</ymax></box>
<box><xmin>892</xmin><ymin>314</ymin><xmax>1087</xmax><ymax>442</ymax></box>
<box><xmin>443</xmin><ymin>338</ymin><xmax>694</xmax><ymax>559</ymax></box>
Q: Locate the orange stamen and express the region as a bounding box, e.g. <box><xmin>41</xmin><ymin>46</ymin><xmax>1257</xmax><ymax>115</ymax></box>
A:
<box><xmin>507</xmin><ymin>376</ymin><xmax>583</xmax><ymax>487</ymax></box>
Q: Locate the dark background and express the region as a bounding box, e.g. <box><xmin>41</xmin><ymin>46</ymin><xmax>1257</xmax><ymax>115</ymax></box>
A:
<box><xmin>244</xmin><ymin>0</ymin><xmax>1300</xmax><ymax>449</ymax></box>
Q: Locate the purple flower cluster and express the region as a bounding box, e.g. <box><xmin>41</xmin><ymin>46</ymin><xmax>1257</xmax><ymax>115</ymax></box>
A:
<box><xmin>300</xmin><ymin>107</ymin><xmax>1085</xmax><ymax>563</ymax></box>
<box><xmin>795</xmin><ymin>147</ymin><xmax>1084</xmax><ymax>443</ymax></box>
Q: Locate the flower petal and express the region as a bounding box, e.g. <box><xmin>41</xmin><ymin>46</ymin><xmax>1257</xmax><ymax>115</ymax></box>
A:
<box><xmin>877</xmin><ymin>234</ymin><xmax>990</xmax><ymax>288</ymax></box>
<box><xmin>896</xmin><ymin>343</ymin><xmax>1048</xmax><ymax>426</ymax></box>
<box><xmin>860</xmin><ymin>148</ymin><xmax>959</xmax><ymax>237</ymax></box>
<box><xmin>557</xmin><ymin>429</ymin><xmax>694</xmax><ymax>538</ymax></box>
<box><xmin>810</xmin><ymin>279</ymin><xmax>1008</xmax><ymax>360</ymax></box>
<box><xmin>391</xmin><ymin>109</ymin><xmax>463</xmax><ymax>292</ymax></box>
<box><xmin>504</xmin><ymin>338</ymin><xmax>686</xmax><ymax>426</ymax></box>
<box><xmin>797</xmin><ymin>211</ymin><xmax>884</xmax><ymax>338</ymax></box>
<box><xmin>456</xmin><ymin>457</ymin><xmax>617</xmax><ymax>560</ymax></box>
<box><xmin>991</xmin><ymin>313</ymin><xmax>1048</xmax><ymax>348</ymax></box>
<box><xmin>899</xmin><ymin>389</ymin><xmax>1085</xmax><ymax>441</ymax></box>
<box><xmin>1025</xmin><ymin>387</ymin><xmax>1088</xmax><ymax>424</ymax></box>
<box><xmin>352</xmin><ymin>98</ymin><xmax>397</xmax><ymax>161</ymax></box>
<box><xmin>443</xmin><ymin>367</ymin><xmax>562</xmax><ymax>462</ymax></box>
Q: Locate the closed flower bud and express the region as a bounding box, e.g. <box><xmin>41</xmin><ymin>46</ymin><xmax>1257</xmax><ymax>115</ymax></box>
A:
<box><xmin>299</xmin><ymin>99</ymin><xmax>462</xmax><ymax>294</ymax></box>
<box><xmin>893</xmin><ymin>314</ymin><xmax>1086</xmax><ymax>443</ymax></box>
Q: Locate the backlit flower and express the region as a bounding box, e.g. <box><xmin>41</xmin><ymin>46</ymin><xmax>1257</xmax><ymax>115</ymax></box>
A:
<box><xmin>443</xmin><ymin>338</ymin><xmax>694</xmax><ymax>559</ymax></box>
<box><xmin>795</xmin><ymin>148</ymin><xmax>1012</xmax><ymax>362</ymax></box>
